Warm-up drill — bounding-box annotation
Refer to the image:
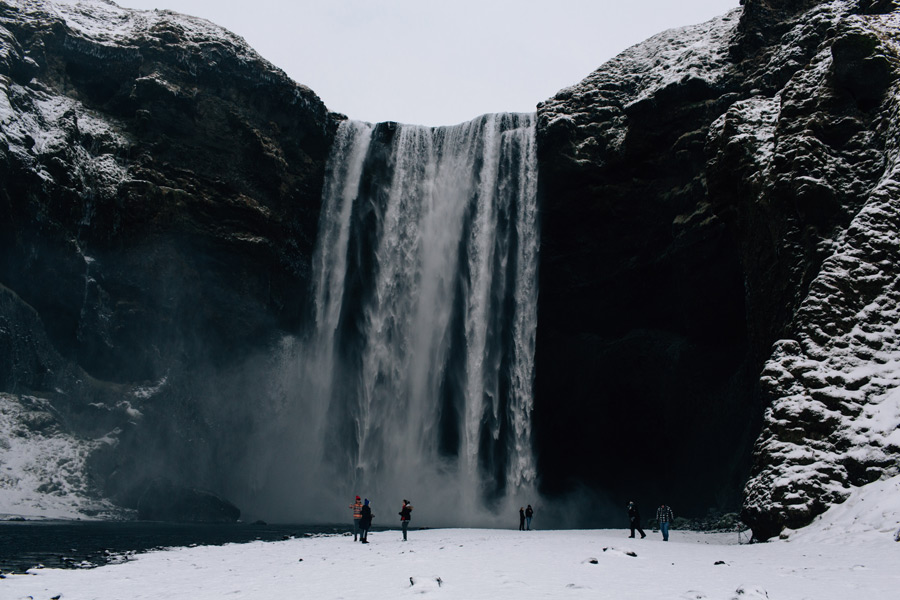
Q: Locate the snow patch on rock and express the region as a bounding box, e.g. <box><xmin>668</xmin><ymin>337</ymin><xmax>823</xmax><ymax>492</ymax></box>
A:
<box><xmin>0</xmin><ymin>393</ymin><xmax>124</xmax><ymax>519</ymax></box>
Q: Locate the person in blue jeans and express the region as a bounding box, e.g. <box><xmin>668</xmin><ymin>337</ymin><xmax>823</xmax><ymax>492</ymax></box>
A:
<box><xmin>525</xmin><ymin>505</ymin><xmax>534</xmax><ymax>530</ymax></box>
<box><xmin>656</xmin><ymin>504</ymin><xmax>674</xmax><ymax>541</ymax></box>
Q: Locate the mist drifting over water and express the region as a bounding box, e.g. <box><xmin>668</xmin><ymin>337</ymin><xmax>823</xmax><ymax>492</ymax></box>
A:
<box><xmin>234</xmin><ymin>114</ymin><xmax>541</xmax><ymax>526</ymax></box>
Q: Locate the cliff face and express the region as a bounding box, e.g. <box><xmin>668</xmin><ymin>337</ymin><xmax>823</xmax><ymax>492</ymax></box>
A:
<box><xmin>3</xmin><ymin>0</ymin><xmax>899</xmax><ymax>535</ymax></box>
<box><xmin>535</xmin><ymin>0</ymin><xmax>900</xmax><ymax>538</ymax></box>
<box><xmin>0</xmin><ymin>0</ymin><xmax>336</xmax><ymax>516</ymax></box>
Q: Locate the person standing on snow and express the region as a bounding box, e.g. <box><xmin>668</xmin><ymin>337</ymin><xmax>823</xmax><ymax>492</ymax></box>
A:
<box><xmin>525</xmin><ymin>504</ymin><xmax>534</xmax><ymax>530</ymax></box>
<box><xmin>656</xmin><ymin>503</ymin><xmax>674</xmax><ymax>541</ymax></box>
<box><xmin>399</xmin><ymin>499</ymin><xmax>413</xmax><ymax>541</ymax></box>
<box><xmin>350</xmin><ymin>495</ymin><xmax>363</xmax><ymax>541</ymax></box>
<box><xmin>359</xmin><ymin>499</ymin><xmax>373</xmax><ymax>543</ymax></box>
<box><xmin>627</xmin><ymin>501</ymin><xmax>646</xmax><ymax>539</ymax></box>
<box><xmin>519</xmin><ymin>507</ymin><xmax>526</xmax><ymax>531</ymax></box>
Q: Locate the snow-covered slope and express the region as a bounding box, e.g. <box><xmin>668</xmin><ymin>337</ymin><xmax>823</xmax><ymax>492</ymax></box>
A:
<box><xmin>0</xmin><ymin>393</ymin><xmax>124</xmax><ymax>519</ymax></box>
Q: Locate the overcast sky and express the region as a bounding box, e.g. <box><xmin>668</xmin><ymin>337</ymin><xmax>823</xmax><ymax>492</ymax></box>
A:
<box><xmin>115</xmin><ymin>0</ymin><xmax>740</xmax><ymax>126</ymax></box>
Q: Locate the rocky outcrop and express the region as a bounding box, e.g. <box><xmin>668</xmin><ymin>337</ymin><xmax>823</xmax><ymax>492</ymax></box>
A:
<box><xmin>136</xmin><ymin>478</ymin><xmax>240</xmax><ymax>522</ymax></box>
<box><xmin>535</xmin><ymin>7</ymin><xmax>754</xmax><ymax>519</ymax></box>
<box><xmin>535</xmin><ymin>0</ymin><xmax>900</xmax><ymax>538</ymax></box>
<box><xmin>0</xmin><ymin>0</ymin><xmax>337</xmax><ymax>517</ymax></box>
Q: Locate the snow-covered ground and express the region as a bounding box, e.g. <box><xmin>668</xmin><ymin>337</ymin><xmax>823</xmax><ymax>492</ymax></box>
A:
<box><xmin>4</xmin><ymin>477</ymin><xmax>898</xmax><ymax>600</ymax></box>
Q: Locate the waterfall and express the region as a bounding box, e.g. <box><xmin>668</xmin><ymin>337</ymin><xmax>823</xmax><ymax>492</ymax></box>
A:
<box><xmin>246</xmin><ymin>114</ymin><xmax>539</xmax><ymax>526</ymax></box>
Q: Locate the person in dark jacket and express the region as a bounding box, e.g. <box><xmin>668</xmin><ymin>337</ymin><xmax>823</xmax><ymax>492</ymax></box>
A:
<box><xmin>627</xmin><ymin>501</ymin><xmax>646</xmax><ymax>539</ymax></box>
<box><xmin>519</xmin><ymin>507</ymin><xmax>526</xmax><ymax>531</ymax></box>
<box><xmin>525</xmin><ymin>505</ymin><xmax>534</xmax><ymax>530</ymax></box>
<box><xmin>359</xmin><ymin>499</ymin><xmax>373</xmax><ymax>543</ymax></box>
<box><xmin>656</xmin><ymin>503</ymin><xmax>674</xmax><ymax>541</ymax></box>
<box><xmin>399</xmin><ymin>499</ymin><xmax>413</xmax><ymax>541</ymax></box>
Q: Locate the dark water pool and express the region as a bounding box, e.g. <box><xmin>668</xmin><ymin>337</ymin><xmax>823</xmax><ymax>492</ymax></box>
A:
<box><xmin>0</xmin><ymin>521</ymin><xmax>357</xmax><ymax>573</ymax></box>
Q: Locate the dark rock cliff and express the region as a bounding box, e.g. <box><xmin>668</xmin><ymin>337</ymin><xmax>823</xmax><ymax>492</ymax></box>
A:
<box><xmin>3</xmin><ymin>0</ymin><xmax>898</xmax><ymax>536</ymax></box>
<box><xmin>0</xmin><ymin>0</ymin><xmax>337</xmax><ymax>516</ymax></box>
<box><xmin>534</xmin><ymin>0</ymin><xmax>900</xmax><ymax>538</ymax></box>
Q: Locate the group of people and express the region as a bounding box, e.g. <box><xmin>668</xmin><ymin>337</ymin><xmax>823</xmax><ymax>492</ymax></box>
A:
<box><xmin>518</xmin><ymin>505</ymin><xmax>534</xmax><ymax>530</ymax></box>
<box><xmin>349</xmin><ymin>496</ymin><xmax>413</xmax><ymax>543</ymax></box>
<box><xmin>349</xmin><ymin>497</ymin><xmax>673</xmax><ymax>542</ymax></box>
<box><xmin>627</xmin><ymin>501</ymin><xmax>675</xmax><ymax>541</ymax></box>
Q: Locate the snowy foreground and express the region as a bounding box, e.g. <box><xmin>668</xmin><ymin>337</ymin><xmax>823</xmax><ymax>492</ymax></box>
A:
<box><xmin>5</xmin><ymin>478</ymin><xmax>899</xmax><ymax>600</ymax></box>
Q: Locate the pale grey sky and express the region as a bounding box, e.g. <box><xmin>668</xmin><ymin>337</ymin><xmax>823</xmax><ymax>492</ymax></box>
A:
<box><xmin>116</xmin><ymin>0</ymin><xmax>740</xmax><ymax>126</ymax></box>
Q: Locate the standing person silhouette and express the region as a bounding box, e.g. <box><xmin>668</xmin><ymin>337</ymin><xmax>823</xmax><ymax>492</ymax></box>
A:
<box><xmin>349</xmin><ymin>495</ymin><xmax>363</xmax><ymax>541</ymax></box>
<box><xmin>656</xmin><ymin>503</ymin><xmax>674</xmax><ymax>541</ymax></box>
<box><xmin>519</xmin><ymin>507</ymin><xmax>526</xmax><ymax>531</ymax></box>
<box><xmin>627</xmin><ymin>501</ymin><xmax>646</xmax><ymax>539</ymax></box>
<box><xmin>359</xmin><ymin>499</ymin><xmax>373</xmax><ymax>543</ymax></box>
<box><xmin>399</xmin><ymin>499</ymin><xmax>413</xmax><ymax>541</ymax></box>
<box><xmin>525</xmin><ymin>504</ymin><xmax>534</xmax><ymax>530</ymax></box>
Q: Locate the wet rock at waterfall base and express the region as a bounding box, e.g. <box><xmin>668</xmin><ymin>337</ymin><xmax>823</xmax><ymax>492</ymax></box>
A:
<box><xmin>136</xmin><ymin>479</ymin><xmax>240</xmax><ymax>523</ymax></box>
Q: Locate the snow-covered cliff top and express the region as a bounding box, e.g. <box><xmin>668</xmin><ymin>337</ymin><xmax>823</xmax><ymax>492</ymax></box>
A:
<box><xmin>4</xmin><ymin>0</ymin><xmax>261</xmax><ymax>63</ymax></box>
<box><xmin>539</xmin><ymin>8</ymin><xmax>740</xmax><ymax>125</ymax></box>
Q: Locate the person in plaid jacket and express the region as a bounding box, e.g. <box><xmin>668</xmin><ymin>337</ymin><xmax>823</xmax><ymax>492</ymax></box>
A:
<box><xmin>656</xmin><ymin>504</ymin><xmax>674</xmax><ymax>541</ymax></box>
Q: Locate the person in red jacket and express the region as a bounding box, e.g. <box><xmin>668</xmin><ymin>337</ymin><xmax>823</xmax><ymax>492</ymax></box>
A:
<box><xmin>349</xmin><ymin>496</ymin><xmax>362</xmax><ymax>541</ymax></box>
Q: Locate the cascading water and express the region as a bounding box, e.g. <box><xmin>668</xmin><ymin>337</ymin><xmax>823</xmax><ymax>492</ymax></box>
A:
<box><xmin>245</xmin><ymin>114</ymin><xmax>539</xmax><ymax>526</ymax></box>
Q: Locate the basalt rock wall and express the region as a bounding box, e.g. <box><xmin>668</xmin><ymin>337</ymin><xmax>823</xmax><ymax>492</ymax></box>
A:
<box><xmin>4</xmin><ymin>0</ymin><xmax>900</xmax><ymax>535</ymax></box>
<box><xmin>534</xmin><ymin>0</ymin><xmax>900</xmax><ymax>538</ymax></box>
<box><xmin>0</xmin><ymin>0</ymin><xmax>337</xmax><ymax>516</ymax></box>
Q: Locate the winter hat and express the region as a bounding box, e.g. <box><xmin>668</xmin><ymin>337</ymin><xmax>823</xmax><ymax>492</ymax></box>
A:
<box><xmin>356</xmin><ymin>496</ymin><xmax>360</xmax><ymax>500</ymax></box>
<box><xmin>364</xmin><ymin>499</ymin><xmax>369</xmax><ymax>505</ymax></box>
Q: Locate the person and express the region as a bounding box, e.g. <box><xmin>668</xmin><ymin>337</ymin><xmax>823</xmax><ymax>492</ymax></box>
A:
<box><xmin>519</xmin><ymin>507</ymin><xmax>526</xmax><ymax>531</ymax></box>
<box><xmin>359</xmin><ymin>498</ymin><xmax>373</xmax><ymax>543</ymax></box>
<box><xmin>657</xmin><ymin>503</ymin><xmax>674</xmax><ymax>541</ymax></box>
<box><xmin>399</xmin><ymin>499</ymin><xmax>413</xmax><ymax>541</ymax></box>
<box><xmin>627</xmin><ymin>501</ymin><xmax>646</xmax><ymax>539</ymax></box>
<box><xmin>350</xmin><ymin>495</ymin><xmax>363</xmax><ymax>541</ymax></box>
<box><xmin>525</xmin><ymin>504</ymin><xmax>534</xmax><ymax>530</ymax></box>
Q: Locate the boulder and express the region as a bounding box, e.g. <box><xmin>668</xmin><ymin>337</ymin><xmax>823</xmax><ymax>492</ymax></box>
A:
<box><xmin>136</xmin><ymin>479</ymin><xmax>240</xmax><ymax>523</ymax></box>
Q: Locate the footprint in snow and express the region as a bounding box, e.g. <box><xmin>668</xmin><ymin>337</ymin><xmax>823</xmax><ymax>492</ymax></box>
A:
<box><xmin>407</xmin><ymin>576</ymin><xmax>444</xmax><ymax>590</ymax></box>
<box><xmin>732</xmin><ymin>584</ymin><xmax>768</xmax><ymax>599</ymax></box>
